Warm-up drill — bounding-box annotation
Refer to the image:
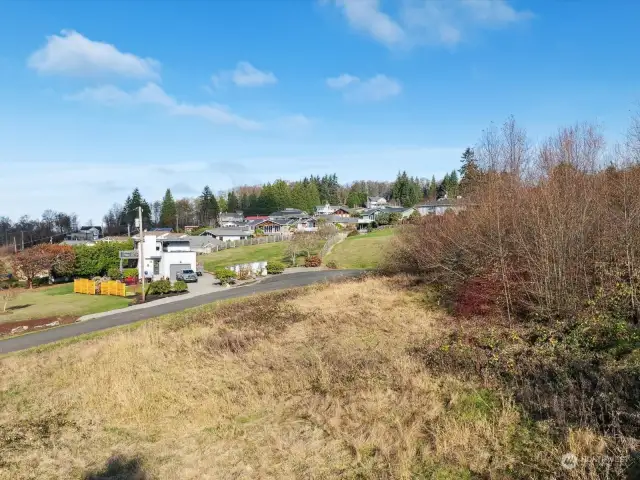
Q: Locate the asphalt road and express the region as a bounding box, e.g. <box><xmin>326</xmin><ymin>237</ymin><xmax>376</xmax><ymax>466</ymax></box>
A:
<box><xmin>0</xmin><ymin>270</ymin><xmax>365</xmax><ymax>355</ymax></box>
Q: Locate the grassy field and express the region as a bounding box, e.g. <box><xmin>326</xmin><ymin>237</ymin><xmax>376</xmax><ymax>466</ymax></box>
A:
<box><xmin>0</xmin><ymin>277</ymin><xmax>578</xmax><ymax>479</ymax></box>
<box><xmin>200</xmin><ymin>239</ymin><xmax>322</xmax><ymax>271</ymax></box>
<box><xmin>325</xmin><ymin>228</ymin><xmax>396</xmax><ymax>269</ymax></box>
<box><xmin>0</xmin><ymin>283</ymin><xmax>131</xmax><ymax>323</ymax></box>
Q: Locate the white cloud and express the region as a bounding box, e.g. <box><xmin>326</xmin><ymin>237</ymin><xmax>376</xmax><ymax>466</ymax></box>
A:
<box><xmin>326</xmin><ymin>74</ymin><xmax>401</xmax><ymax>102</ymax></box>
<box><xmin>333</xmin><ymin>0</ymin><xmax>406</xmax><ymax>46</ymax></box>
<box><xmin>28</xmin><ymin>30</ymin><xmax>160</xmax><ymax>79</ymax></box>
<box><xmin>326</xmin><ymin>0</ymin><xmax>533</xmax><ymax>48</ymax></box>
<box><xmin>68</xmin><ymin>83</ymin><xmax>261</xmax><ymax>130</ymax></box>
<box><xmin>212</xmin><ymin>61</ymin><xmax>277</xmax><ymax>88</ymax></box>
<box><xmin>326</xmin><ymin>73</ymin><xmax>359</xmax><ymax>89</ymax></box>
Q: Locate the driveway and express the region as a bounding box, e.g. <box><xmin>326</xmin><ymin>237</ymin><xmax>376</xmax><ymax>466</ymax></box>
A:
<box><xmin>185</xmin><ymin>272</ymin><xmax>220</xmax><ymax>295</ymax></box>
<box><xmin>0</xmin><ymin>270</ymin><xmax>366</xmax><ymax>354</ymax></box>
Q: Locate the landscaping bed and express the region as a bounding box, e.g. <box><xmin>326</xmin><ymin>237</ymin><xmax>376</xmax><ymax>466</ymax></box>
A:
<box><xmin>0</xmin><ymin>315</ymin><xmax>78</xmax><ymax>337</ymax></box>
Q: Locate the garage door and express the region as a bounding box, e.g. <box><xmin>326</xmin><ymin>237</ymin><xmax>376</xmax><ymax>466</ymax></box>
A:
<box><xmin>169</xmin><ymin>264</ymin><xmax>185</xmax><ymax>281</ymax></box>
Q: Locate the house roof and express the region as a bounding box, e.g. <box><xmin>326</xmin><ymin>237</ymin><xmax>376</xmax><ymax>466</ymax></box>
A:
<box><xmin>367</xmin><ymin>196</ymin><xmax>386</xmax><ymax>202</ymax></box>
<box><xmin>188</xmin><ymin>236</ymin><xmax>223</xmax><ymax>247</ymax></box>
<box><xmin>316</xmin><ymin>215</ymin><xmax>360</xmax><ymax>224</ymax></box>
<box><xmin>245</xmin><ymin>215</ymin><xmax>269</xmax><ymax>221</ymax></box>
<box><xmin>416</xmin><ymin>199</ymin><xmax>465</xmax><ymax>208</ymax></box>
<box><xmin>150</xmin><ymin>227</ymin><xmax>173</xmax><ymax>232</ymax></box>
<box><xmin>202</xmin><ymin>228</ymin><xmax>253</xmax><ymax>237</ymax></box>
<box><xmin>248</xmin><ymin>218</ymin><xmax>286</xmax><ymax>228</ymax></box>
<box><xmin>80</xmin><ymin>226</ymin><xmax>102</xmax><ymax>231</ymax></box>
<box><xmin>269</xmin><ymin>208</ymin><xmax>307</xmax><ymax>218</ymax></box>
<box><xmin>378</xmin><ymin>206</ymin><xmax>414</xmax><ymax>213</ymax></box>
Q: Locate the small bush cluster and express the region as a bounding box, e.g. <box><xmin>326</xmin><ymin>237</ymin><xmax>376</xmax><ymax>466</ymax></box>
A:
<box><xmin>326</xmin><ymin>260</ymin><xmax>338</xmax><ymax>269</ymax></box>
<box><xmin>172</xmin><ymin>280</ymin><xmax>188</xmax><ymax>293</ymax></box>
<box><xmin>214</xmin><ymin>267</ymin><xmax>237</xmax><ymax>285</ymax></box>
<box><xmin>347</xmin><ymin>230</ymin><xmax>359</xmax><ymax>238</ymax></box>
<box><xmin>304</xmin><ymin>255</ymin><xmax>322</xmax><ymax>267</ymax></box>
<box><xmin>147</xmin><ymin>278</ymin><xmax>171</xmax><ymax>295</ymax></box>
<box><xmin>266</xmin><ymin>261</ymin><xmax>285</xmax><ymax>274</ymax></box>
<box><xmin>107</xmin><ymin>267</ymin><xmax>122</xmax><ymax>280</ymax></box>
<box><xmin>122</xmin><ymin>268</ymin><xmax>138</xmax><ymax>279</ymax></box>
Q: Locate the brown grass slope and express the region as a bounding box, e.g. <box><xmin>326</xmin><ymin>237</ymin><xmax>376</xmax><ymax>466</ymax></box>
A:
<box><xmin>0</xmin><ymin>277</ymin><xmax>582</xmax><ymax>479</ymax></box>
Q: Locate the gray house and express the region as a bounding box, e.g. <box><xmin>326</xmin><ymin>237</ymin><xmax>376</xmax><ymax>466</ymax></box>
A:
<box><xmin>415</xmin><ymin>199</ymin><xmax>466</xmax><ymax>216</ymax></box>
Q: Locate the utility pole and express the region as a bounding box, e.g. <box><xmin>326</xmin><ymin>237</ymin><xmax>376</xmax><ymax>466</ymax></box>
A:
<box><xmin>21</xmin><ymin>231</ymin><xmax>24</xmax><ymax>251</ymax></box>
<box><xmin>13</xmin><ymin>236</ymin><xmax>17</xmax><ymax>253</ymax></box>
<box><xmin>138</xmin><ymin>206</ymin><xmax>145</xmax><ymax>303</ymax></box>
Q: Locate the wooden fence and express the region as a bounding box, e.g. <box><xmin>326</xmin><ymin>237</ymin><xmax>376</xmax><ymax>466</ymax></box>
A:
<box><xmin>100</xmin><ymin>280</ymin><xmax>126</xmax><ymax>297</ymax></box>
<box><xmin>74</xmin><ymin>278</ymin><xmax>126</xmax><ymax>297</ymax></box>
<box><xmin>73</xmin><ymin>278</ymin><xmax>96</xmax><ymax>295</ymax></box>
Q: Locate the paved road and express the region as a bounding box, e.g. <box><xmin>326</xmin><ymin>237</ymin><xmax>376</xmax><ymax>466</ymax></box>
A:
<box><xmin>0</xmin><ymin>270</ymin><xmax>365</xmax><ymax>355</ymax></box>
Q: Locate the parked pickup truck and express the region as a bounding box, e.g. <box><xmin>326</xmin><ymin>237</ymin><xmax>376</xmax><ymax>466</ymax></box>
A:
<box><xmin>176</xmin><ymin>269</ymin><xmax>198</xmax><ymax>283</ymax></box>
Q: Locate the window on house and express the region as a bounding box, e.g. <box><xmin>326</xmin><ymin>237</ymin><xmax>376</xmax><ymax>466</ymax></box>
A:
<box><xmin>156</xmin><ymin>246</ymin><xmax>160</xmax><ymax>251</ymax></box>
<box><xmin>153</xmin><ymin>259</ymin><xmax>160</xmax><ymax>275</ymax></box>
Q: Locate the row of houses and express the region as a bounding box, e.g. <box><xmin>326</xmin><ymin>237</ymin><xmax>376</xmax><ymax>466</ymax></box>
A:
<box><xmin>200</xmin><ymin>198</ymin><xmax>466</xmax><ymax>242</ymax></box>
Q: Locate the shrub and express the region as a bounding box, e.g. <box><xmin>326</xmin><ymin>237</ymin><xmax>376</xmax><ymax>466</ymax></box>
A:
<box><xmin>255</xmin><ymin>228</ymin><xmax>265</xmax><ymax>237</ymax></box>
<box><xmin>266</xmin><ymin>261</ymin><xmax>285</xmax><ymax>274</ymax></box>
<box><xmin>172</xmin><ymin>280</ymin><xmax>188</xmax><ymax>293</ymax></box>
<box><xmin>347</xmin><ymin>230</ymin><xmax>359</xmax><ymax>238</ymax></box>
<box><xmin>305</xmin><ymin>255</ymin><xmax>322</xmax><ymax>267</ymax></box>
<box><xmin>107</xmin><ymin>267</ymin><xmax>122</xmax><ymax>280</ymax></box>
<box><xmin>73</xmin><ymin>240</ymin><xmax>134</xmax><ymax>277</ymax></box>
<box><xmin>214</xmin><ymin>267</ymin><xmax>237</xmax><ymax>285</ymax></box>
<box><xmin>148</xmin><ymin>278</ymin><xmax>171</xmax><ymax>295</ymax></box>
<box><xmin>326</xmin><ymin>260</ymin><xmax>338</xmax><ymax>269</ymax></box>
<box><xmin>122</xmin><ymin>268</ymin><xmax>138</xmax><ymax>279</ymax></box>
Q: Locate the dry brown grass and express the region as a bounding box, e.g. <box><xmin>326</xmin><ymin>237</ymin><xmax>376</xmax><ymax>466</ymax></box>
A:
<box><xmin>0</xmin><ymin>277</ymin><xmax>585</xmax><ymax>479</ymax></box>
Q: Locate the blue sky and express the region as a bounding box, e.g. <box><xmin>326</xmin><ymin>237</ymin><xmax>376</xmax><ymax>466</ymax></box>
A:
<box><xmin>1</xmin><ymin>0</ymin><xmax>639</xmax><ymax>223</ymax></box>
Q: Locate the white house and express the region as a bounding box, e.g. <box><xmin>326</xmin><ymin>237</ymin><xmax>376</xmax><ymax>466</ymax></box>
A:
<box><xmin>201</xmin><ymin>227</ymin><xmax>253</xmax><ymax>241</ymax></box>
<box><xmin>366</xmin><ymin>196</ymin><xmax>387</xmax><ymax>209</ymax></box>
<box><xmin>315</xmin><ymin>203</ymin><xmax>344</xmax><ymax>215</ymax></box>
<box><xmin>124</xmin><ymin>234</ymin><xmax>197</xmax><ymax>282</ymax></box>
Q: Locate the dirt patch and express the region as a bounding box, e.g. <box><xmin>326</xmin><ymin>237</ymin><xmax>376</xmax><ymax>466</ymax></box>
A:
<box><xmin>0</xmin><ymin>315</ymin><xmax>78</xmax><ymax>336</ymax></box>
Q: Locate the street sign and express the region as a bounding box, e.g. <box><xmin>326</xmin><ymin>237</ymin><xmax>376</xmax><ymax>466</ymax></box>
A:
<box><xmin>134</xmin><ymin>218</ymin><xmax>140</xmax><ymax>228</ymax></box>
<box><xmin>119</xmin><ymin>250</ymin><xmax>138</xmax><ymax>259</ymax></box>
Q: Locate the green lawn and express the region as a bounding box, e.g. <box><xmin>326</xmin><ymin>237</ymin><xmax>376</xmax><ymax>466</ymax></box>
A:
<box><xmin>200</xmin><ymin>239</ymin><xmax>327</xmax><ymax>271</ymax></box>
<box><xmin>1</xmin><ymin>283</ymin><xmax>132</xmax><ymax>323</ymax></box>
<box><xmin>325</xmin><ymin>228</ymin><xmax>397</xmax><ymax>269</ymax></box>
<box><xmin>201</xmin><ymin>242</ymin><xmax>290</xmax><ymax>272</ymax></box>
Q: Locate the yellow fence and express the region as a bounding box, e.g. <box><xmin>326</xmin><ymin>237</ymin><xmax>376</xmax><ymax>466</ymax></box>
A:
<box><xmin>74</xmin><ymin>279</ymin><xmax>126</xmax><ymax>297</ymax></box>
<box><xmin>100</xmin><ymin>280</ymin><xmax>126</xmax><ymax>297</ymax></box>
<box><xmin>73</xmin><ymin>279</ymin><xmax>96</xmax><ymax>295</ymax></box>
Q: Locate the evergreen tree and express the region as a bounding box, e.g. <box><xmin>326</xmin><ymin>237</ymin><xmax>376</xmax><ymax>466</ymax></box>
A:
<box><xmin>290</xmin><ymin>182</ymin><xmax>307</xmax><ymax>211</ymax></box>
<box><xmin>199</xmin><ymin>186</ymin><xmax>220</xmax><ymax>226</ymax></box>
<box><xmin>448</xmin><ymin>169</ymin><xmax>459</xmax><ymax>197</ymax></box>
<box><xmin>271</xmin><ymin>179</ymin><xmax>292</xmax><ymax>210</ymax></box>
<box><xmin>459</xmin><ymin>147</ymin><xmax>480</xmax><ymax>196</ymax></box>
<box><xmin>428</xmin><ymin>176</ymin><xmax>438</xmax><ymax>200</ymax></box>
<box><xmin>391</xmin><ymin>171</ymin><xmax>420</xmax><ymax>207</ymax></box>
<box><xmin>227</xmin><ymin>191</ymin><xmax>240</xmax><ymax>212</ymax></box>
<box><xmin>123</xmin><ymin>188</ymin><xmax>151</xmax><ymax>228</ymax></box>
<box><xmin>240</xmin><ymin>193</ymin><xmax>250</xmax><ymax>211</ymax></box>
<box><xmin>159</xmin><ymin>189</ymin><xmax>177</xmax><ymax>228</ymax></box>
<box><xmin>303</xmin><ymin>181</ymin><xmax>321</xmax><ymax>213</ymax></box>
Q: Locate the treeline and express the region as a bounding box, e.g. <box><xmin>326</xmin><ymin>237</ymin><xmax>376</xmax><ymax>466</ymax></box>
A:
<box><xmin>0</xmin><ymin>210</ymin><xmax>78</xmax><ymax>249</ymax></box>
<box><xmin>104</xmin><ymin>170</ymin><xmax>465</xmax><ymax>233</ymax></box>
